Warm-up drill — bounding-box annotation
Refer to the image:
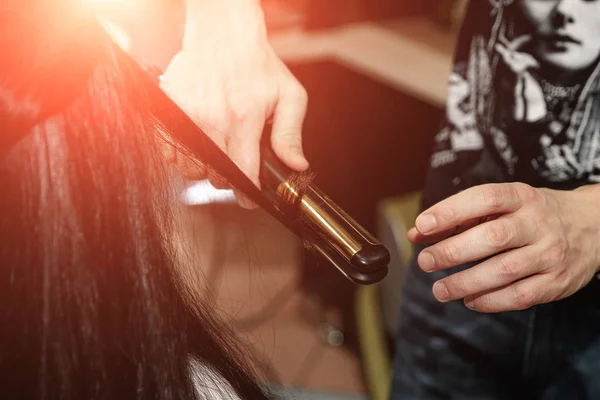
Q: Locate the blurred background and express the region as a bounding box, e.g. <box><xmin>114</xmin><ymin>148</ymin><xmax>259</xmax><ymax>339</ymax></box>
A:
<box><xmin>100</xmin><ymin>1</ymin><xmax>468</xmax><ymax>399</ymax></box>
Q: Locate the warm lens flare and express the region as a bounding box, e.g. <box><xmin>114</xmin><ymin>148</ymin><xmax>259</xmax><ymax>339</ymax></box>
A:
<box><xmin>85</xmin><ymin>0</ymin><xmax>138</xmax><ymax>11</ymax></box>
<box><xmin>100</xmin><ymin>19</ymin><xmax>132</xmax><ymax>51</ymax></box>
<box><xmin>86</xmin><ymin>0</ymin><xmax>130</xmax><ymax>4</ymax></box>
<box><xmin>85</xmin><ymin>0</ymin><xmax>136</xmax><ymax>52</ymax></box>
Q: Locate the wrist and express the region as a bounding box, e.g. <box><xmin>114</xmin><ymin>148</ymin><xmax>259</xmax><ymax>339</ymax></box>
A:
<box><xmin>185</xmin><ymin>0</ymin><xmax>261</xmax><ymax>12</ymax></box>
<box><xmin>183</xmin><ymin>0</ymin><xmax>266</xmax><ymax>39</ymax></box>
<box><xmin>573</xmin><ymin>184</ymin><xmax>600</xmax><ymax>271</ymax></box>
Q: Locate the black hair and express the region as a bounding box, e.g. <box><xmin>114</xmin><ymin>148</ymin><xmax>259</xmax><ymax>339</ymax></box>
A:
<box><xmin>0</xmin><ymin>1</ymin><xmax>274</xmax><ymax>398</ymax></box>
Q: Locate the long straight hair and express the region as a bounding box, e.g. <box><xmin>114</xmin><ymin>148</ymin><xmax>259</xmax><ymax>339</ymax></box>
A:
<box><xmin>0</xmin><ymin>2</ymin><xmax>273</xmax><ymax>399</ymax></box>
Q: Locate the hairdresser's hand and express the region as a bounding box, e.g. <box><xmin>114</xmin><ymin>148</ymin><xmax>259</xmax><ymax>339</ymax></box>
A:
<box><xmin>410</xmin><ymin>183</ymin><xmax>600</xmax><ymax>313</ymax></box>
<box><xmin>159</xmin><ymin>0</ymin><xmax>309</xmax><ymax>208</ymax></box>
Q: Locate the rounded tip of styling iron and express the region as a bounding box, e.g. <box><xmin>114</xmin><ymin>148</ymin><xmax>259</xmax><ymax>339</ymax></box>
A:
<box><xmin>351</xmin><ymin>244</ymin><xmax>391</xmax><ymax>272</ymax></box>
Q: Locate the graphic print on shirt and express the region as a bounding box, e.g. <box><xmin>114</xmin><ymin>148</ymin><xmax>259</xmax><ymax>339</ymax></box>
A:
<box><xmin>431</xmin><ymin>0</ymin><xmax>600</xmax><ymax>186</ymax></box>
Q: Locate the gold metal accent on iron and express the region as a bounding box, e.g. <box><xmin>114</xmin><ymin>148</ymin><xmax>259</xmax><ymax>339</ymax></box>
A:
<box><xmin>276</xmin><ymin>180</ymin><xmax>378</xmax><ymax>262</ymax></box>
<box><xmin>276</xmin><ymin>181</ymin><xmax>301</xmax><ymax>204</ymax></box>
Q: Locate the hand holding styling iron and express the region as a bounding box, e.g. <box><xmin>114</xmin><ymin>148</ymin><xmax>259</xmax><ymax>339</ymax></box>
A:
<box><xmin>159</xmin><ymin>0</ymin><xmax>310</xmax><ymax>209</ymax></box>
<box><xmin>145</xmin><ymin>63</ymin><xmax>390</xmax><ymax>285</ymax></box>
<box><xmin>96</xmin><ymin>0</ymin><xmax>390</xmax><ymax>285</ymax></box>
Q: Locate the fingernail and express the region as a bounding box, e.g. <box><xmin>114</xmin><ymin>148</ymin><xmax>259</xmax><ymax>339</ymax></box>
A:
<box><xmin>432</xmin><ymin>281</ymin><xmax>450</xmax><ymax>302</ymax></box>
<box><xmin>465</xmin><ymin>299</ymin><xmax>476</xmax><ymax>310</ymax></box>
<box><xmin>407</xmin><ymin>227</ymin><xmax>419</xmax><ymax>242</ymax></box>
<box><xmin>416</xmin><ymin>214</ymin><xmax>437</xmax><ymax>234</ymax></box>
<box><xmin>418</xmin><ymin>251</ymin><xmax>436</xmax><ymax>272</ymax></box>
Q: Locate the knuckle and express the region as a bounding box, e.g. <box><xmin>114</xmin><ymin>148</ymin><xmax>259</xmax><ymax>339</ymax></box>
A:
<box><xmin>293</xmin><ymin>86</ymin><xmax>309</xmax><ymax>104</ymax></box>
<box><xmin>556</xmin><ymin>274</ymin><xmax>571</xmax><ymax>295</ymax></box>
<box><xmin>514</xmin><ymin>182</ymin><xmax>538</xmax><ymax>202</ymax></box>
<box><xmin>260</xmin><ymin>87</ymin><xmax>278</xmax><ymax>104</ymax></box>
<box><xmin>497</xmin><ymin>255</ymin><xmax>521</xmax><ymax>281</ymax></box>
<box><xmin>476</xmin><ymin>295</ymin><xmax>494</xmax><ymax>312</ymax></box>
<box><xmin>229</xmin><ymin>103</ymin><xmax>253</xmax><ymax>122</ymax></box>
<box><xmin>481</xmin><ymin>183</ymin><xmax>531</xmax><ymax>212</ymax></box>
<box><xmin>274</xmin><ymin>126</ymin><xmax>302</xmax><ymax>141</ymax></box>
<box><xmin>528</xmin><ymin>217</ymin><xmax>542</xmax><ymax>241</ymax></box>
<box><xmin>480</xmin><ymin>185</ymin><xmax>506</xmax><ymax>212</ymax></box>
<box><xmin>272</xmin><ymin>130</ymin><xmax>303</xmax><ymax>154</ymax></box>
<box><xmin>257</xmin><ymin>82</ymin><xmax>278</xmax><ymax>99</ymax></box>
<box><xmin>512</xmin><ymin>284</ymin><xmax>534</xmax><ymax>310</ymax></box>
<box><xmin>436</xmin><ymin>205</ymin><xmax>456</xmax><ymax>224</ymax></box>
<box><xmin>197</xmin><ymin>111</ymin><xmax>229</xmax><ymax>133</ymax></box>
<box><xmin>229</xmin><ymin>89</ymin><xmax>272</xmax><ymax>120</ymax></box>
<box><xmin>439</xmin><ymin>243</ymin><xmax>461</xmax><ymax>265</ymax></box>
<box><xmin>547</xmin><ymin>240</ymin><xmax>568</xmax><ymax>264</ymax></box>
<box><xmin>447</xmin><ymin>275</ymin><xmax>469</xmax><ymax>298</ymax></box>
<box><xmin>486</xmin><ymin>221</ymin><xmax>512</xmax><ymax>248</ymax></box>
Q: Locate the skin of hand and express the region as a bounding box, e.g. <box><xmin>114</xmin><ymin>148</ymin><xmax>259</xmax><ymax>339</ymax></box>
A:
<box><xmin>159</xmin><ymin>0</ymin><xmax>309</xmax><ymax>208</ymax></box>
<box><xmin>409</xmin><ymin>182</ymin><xmax>600</xmax><ymax>313</ymax></box>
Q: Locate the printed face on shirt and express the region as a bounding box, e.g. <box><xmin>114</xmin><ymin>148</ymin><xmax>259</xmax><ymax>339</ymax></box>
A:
<box><xmin>518</xmin><ymin>0</ymin><xmax>600</xmax><ymax>73</ymax></box>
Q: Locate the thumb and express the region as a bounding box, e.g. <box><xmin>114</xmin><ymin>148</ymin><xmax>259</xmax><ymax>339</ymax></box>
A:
<box><xmin>270</xmin><ymin>86</ymin><xmax>310</xmax><ymax>172</ymax></box>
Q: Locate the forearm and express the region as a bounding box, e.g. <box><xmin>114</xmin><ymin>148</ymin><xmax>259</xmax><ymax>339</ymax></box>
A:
<box><xmin>182</xmin><ymin>0</ymin><xmax>267</xmax><ymax>49</ymax></box>
<box><xmin>95</xmin><ymin>2</ymin><xmax>185</xmax><ymax>68</ymax></box>
<box><xmin>571</xmin><ymin>183</ymin><xmax>600</xmax><ymax>271</ymax></box>
<box><xmin>185</xmin><ymin>0</ymin><xmax>261</xmax><ymax>13</ymax></box>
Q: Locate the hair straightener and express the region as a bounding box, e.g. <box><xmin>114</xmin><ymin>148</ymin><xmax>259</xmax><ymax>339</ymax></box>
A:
<box><xmin>144</xmin><ymin>66</ymin><xmax>390</xmax><ymax>285</ymax></box>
